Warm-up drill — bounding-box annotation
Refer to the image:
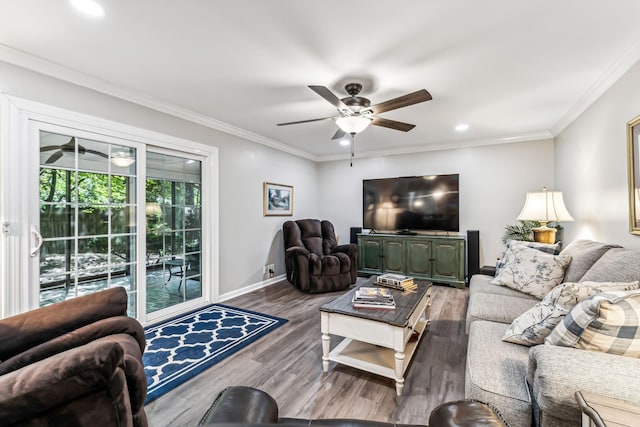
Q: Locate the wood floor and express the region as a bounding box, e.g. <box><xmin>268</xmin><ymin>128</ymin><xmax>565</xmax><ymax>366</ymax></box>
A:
<box><xmin>144</xmin><ymin>278</ymin><xmax>469</xmax><ymax>426</ymax></box>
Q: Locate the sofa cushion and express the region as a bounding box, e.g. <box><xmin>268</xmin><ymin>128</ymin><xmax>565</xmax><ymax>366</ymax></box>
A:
<box><xmin>466</xmin><ymin>321</ymin><xmax>532</xmax><ymax>427</ymax></box>
<box><xmin>469</xmin><ymin>275</ymin><xmax>538</xmax><ymax>300</ymax></box>
<box><xmin>546</xmin><ymin>289</ymin><xmax>640</xmax><ymax>357</ymax></box>
<box><xmin>502</xmin><ymin>281</ymin><xmax>639</xmax><ymax>346</ymax></box>
<box><xmin>467</xmin><ymin>293</ymin><xmax>538</xmax><ymax>330</ymax></box>
<box><xmin>490</xmin><ymin>246</ymin><xmax>572</xmax><ymax>299</ymax></box>
<box><xmin>559</xmin><ymin>240</ymin><xmax>620</xmax><ymax>283</ymax></box>
<box><xmin>528</xmin><ymin>345</ymin><xmax>640</xmax><ymax>425</ymax></box>
<box><xmin>580</xmin><ymin>248</ymin><xmax>640</xmax><ymax>282</ymax></box>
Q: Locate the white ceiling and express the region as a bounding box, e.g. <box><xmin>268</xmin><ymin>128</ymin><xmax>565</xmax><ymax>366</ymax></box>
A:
<box><xmin>1</xmin><ymin>1</ymin><xmax>640</xmax><ymax>161</ymax></box>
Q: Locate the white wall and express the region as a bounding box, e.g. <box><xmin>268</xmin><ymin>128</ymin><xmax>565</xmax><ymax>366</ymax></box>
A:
<box><xmin>555</xmin><ymin>60</ymin><xmax>640</xmax><ymax>248</ymax></box>
<box><xmin>0</xmin><ymin>61</ymin><xmax>319</xmax><ymax>296</ymax></box>
<box><xmin>317</xmin><ymin>139</ymin><xmax>555</xmax><ymax>267</ymax></box>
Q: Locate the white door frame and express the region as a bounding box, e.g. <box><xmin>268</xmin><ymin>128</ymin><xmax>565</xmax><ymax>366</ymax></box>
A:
<box><xmin>0</xmin><ymin>94</ymin><xmax>219</xmax><ymax>323</ymax></box>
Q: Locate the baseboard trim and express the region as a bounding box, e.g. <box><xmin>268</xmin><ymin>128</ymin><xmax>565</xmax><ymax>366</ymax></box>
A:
<box><xmin>218</xmin><ymin>274</ymin><xmax>286</xmax><ymax>302</ymax></box>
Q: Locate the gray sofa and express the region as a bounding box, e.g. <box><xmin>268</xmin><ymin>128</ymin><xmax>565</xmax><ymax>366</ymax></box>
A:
<box><xmin>465</xmin><ymin>240</ymin><xmax>640</xmax><ymax>427</ymax></box>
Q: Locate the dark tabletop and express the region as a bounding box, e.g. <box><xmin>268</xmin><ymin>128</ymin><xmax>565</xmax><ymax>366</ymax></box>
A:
<box><xmin>320</xmin><ymin>278</ymin><xmax>432</xmax><ymax>327</ymax></box>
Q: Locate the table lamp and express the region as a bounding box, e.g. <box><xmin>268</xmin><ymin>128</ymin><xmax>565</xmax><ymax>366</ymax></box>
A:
<box><xmin>517</xmin><ymin>187</ymin><xmax>574</xmax><ymax>244</ymax></box>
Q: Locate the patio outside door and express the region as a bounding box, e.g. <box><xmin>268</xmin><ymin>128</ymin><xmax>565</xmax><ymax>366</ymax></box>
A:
<box><xmin>0</xmin><ymin>96</ymin><xmax>217</xmax><ymax>321</ymax></box>
<box><xmin>35</xmin><ymin>128</ymin><xmax>205</xmax><ymax>319</ymax></box>
<box><xmin>38</xmin><ymin>129</ymin><xmax>141</xmax><ymax>316</ymax></box>
<box><xmin>145</xmin><ymin>151</ymin><xmax>203</xmax><ymax>314</ymax></box>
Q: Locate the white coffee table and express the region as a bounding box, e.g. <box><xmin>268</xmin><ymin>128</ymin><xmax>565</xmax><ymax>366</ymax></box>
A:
<box><xmin>319</xmin><ymin>280</ymin><xmax>432</xmax><ymax>396</ymax></box>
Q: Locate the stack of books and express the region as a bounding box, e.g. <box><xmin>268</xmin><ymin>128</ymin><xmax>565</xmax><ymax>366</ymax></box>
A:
<box><xmin>352</xmin><ymin>286</ymin><xmax>396</xmax><ymax>310</ymax></box>
<box><xmin>376</xmin><ymin>273</ymin><xmax>416</xmax><ymax>291</ymax></box>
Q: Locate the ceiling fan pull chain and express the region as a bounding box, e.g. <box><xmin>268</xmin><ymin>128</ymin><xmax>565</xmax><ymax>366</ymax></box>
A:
<box><xmin>350</xmin><ymin>133</ymin><xmax>355</xmax><ymax>167</ymax></box>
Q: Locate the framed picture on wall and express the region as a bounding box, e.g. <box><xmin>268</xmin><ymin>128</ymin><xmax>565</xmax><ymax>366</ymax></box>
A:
<box><xmin>627</xmin><ymin>115</ymin><xmax>640</xmax><ymax>234</ymax></box>
<box><xmin>264</xmin><ymin>182</ymin><xmax>293</xmax><ymax>216</ymax></box>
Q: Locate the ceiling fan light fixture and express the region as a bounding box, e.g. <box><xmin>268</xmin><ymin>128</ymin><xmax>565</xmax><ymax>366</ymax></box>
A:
<box><xmin>111</xmin><ymin>153</ymin><xmax>135</xmax><ymax>167</ymax></box>
<box><xmin>335</xmin><ymin>116</ymin><xmax>372</xmax><ymax>134</ymax></box>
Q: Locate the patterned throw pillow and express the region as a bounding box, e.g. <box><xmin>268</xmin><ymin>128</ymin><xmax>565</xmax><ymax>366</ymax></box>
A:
<box><xmin>502</xmin><ymin>281</ymin><xmax>640</xmax><ymax>346</ymax></box>
<box><xmin>546</xmin><ymin>289</ymin><xmax>640</xmax><ymax>357</ymax></box>
<box><xmin>496</xmin><ymin>240</ymin><xmax>562</xmax><ymax>274</ymax></box>
<box><xmin>490</xmin><ymin>245</ymin><xmax>571</xmax><ymax>299</ymax></box>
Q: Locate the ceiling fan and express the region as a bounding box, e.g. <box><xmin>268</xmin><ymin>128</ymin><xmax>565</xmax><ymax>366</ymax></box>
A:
<box><xmin>40</xmin><ymin>137</ymin><xmax>108</xmax><ymax>164</ymax></box>
<box><xmin>277</xmin><ymin>83</ymin><xmax>432</xmax><ymax>140</ymax></box>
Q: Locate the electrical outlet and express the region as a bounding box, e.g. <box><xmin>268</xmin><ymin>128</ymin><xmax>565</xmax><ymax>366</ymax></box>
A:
<box><xmin>268</xmin><ymin>264</ymin><xmax>275</xmax><ymax>277</ymax></box>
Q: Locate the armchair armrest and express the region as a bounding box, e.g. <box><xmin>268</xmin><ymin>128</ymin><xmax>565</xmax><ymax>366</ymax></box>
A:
<box><xmin>528</xmin><ymin>345</ymin><xmax>640</xmax><ymax>423</ymax></box>
<box><xmin>331</xmin><ymin>243</ymin><xmax>358</xmax><ymax>282</ymax></box>
<box><xmin>0</xmin><ymin>287</ymin><xmax>128</xmax><ymax>361</ymax></box>
<box><xmin>0</xmin><ymin>340</ymin><xmax>128</xmax><ymax>425</ymax></box>
<box><xmin>285</xmin><ymin>245</ymin><xmax>310</xmax><ymax>259</ymax></box>
<box><xmin>199</xmin><ymin>386</ymin><xmax>279</xmax><ymax>425</ymax></box>
<box><xmin>0</xmin><ymin>316</ymin><xmax>145</xmax><ymax>375</ymax></box>
<box><xmin>331</xmin><ymin>243</ymin><xmax>358</xmax><ymax>256</ymax></box>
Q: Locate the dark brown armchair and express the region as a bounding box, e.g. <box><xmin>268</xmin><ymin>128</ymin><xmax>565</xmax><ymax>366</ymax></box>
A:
<box><xmin>283</xmin><ymin>219</ymin><xmax>357</xmax><ymax>293</ymax></box>
<box><xmin>0</xmin><ymin>287</ymin><xmax>147</xmax><ymax>427</ymax></box>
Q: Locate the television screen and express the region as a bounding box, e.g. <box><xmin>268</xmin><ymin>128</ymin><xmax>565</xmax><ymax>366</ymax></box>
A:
<box><xmin>363</xmin><ymin>174</ymin><xmax>459</xmax><ymax>232</ymax></box>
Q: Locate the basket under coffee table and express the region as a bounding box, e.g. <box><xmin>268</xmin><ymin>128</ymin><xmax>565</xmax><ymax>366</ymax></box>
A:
<box><xmin>319</xmin><ymin>279</ymin><xmax>432</xmax><ymax>396</ymax></box>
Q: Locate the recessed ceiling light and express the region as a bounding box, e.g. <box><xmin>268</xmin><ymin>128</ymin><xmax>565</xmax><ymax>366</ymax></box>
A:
<box><xmin>340</xmin><ymin>139</ymin><xmax>350</xmax><ymax>146</ymax></box>
<box><xmin>70</xmin><ymin>0</ymin><xmax>105</xmax><ymax>17</ymax></box>
<box><xmin>455</xmin><ymin>123</ymin><xmax>469</xmax><ymax>132</ymax></box>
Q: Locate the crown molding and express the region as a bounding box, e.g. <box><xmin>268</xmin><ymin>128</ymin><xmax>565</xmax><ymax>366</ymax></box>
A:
<box><xmin>0</xmin><ymin>44</ymin><xmax>317</xmax><ymax>162</ymax></box>
<box><xmin>316</xmin><ymin>131</ymin><xmax>554</xmax><ymax>162</ymax></box>
<box><xmin>551</xmin><ymin>34</ymin><xmax>640</xmax><ymax>136</ymax></box>
<box><xmin>4</xmin><ymin>38</ymin><xmax>632</xmax><ymax>163</ymax></box>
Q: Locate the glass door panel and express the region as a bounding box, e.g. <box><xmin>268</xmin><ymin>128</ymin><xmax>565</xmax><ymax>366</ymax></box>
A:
<box><xmin>38</xmin><ymin>130</ymin><xmax>138</xmax><ymax>317</ymax></box>
<box><xmin>146</xmin><ymin>152</ymin><xmax>202</xmax><ymax>314</ymax></box>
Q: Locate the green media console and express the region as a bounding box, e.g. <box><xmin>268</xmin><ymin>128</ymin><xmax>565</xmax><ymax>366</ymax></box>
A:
<box><xmin>357</xmin><ymin>233</ymin><xmax>466</xmax><ymax>288</ymax></box>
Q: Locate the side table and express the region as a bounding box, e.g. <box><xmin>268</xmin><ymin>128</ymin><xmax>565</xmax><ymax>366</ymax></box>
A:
<box><xmin>575</xmin><ymin>390</ymin><xmax>640</xmax><ymax>427</ymax></box>
<box><xmin>479</xmin><ymin>265</ymin><xmax>496</xmax><ymax>276</ymax></box>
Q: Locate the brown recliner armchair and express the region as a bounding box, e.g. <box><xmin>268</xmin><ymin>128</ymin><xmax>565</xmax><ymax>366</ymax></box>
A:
<box><xmin>198</xmin><ymin>386</ymin><xmax>509</xmax><ymax>426</ymax></box>
<box><xmin>283</xmin><ymin>219</ymin><xmax>358</xmax><ymax>293</ymax></box>
<box><xmin>0</xmin><ymin>287</ymin><xmax>147</xmax><ymax>427</ymax></box>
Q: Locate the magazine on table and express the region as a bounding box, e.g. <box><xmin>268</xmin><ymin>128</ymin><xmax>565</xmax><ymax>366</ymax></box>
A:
<box><xmin>352</xmin><ymin>286</ymin><xmax>396</xmax><ymax>309</ymax></box>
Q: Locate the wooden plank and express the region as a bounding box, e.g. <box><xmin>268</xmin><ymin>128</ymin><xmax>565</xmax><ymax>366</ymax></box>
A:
<box><xmin>144</xmin><ymin>279</ymin><xmax>468</xmax><ymax>426</ymax></box>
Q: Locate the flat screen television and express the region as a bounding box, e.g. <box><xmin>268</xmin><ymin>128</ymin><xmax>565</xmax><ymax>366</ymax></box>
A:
<box><xmin>363</xmin><ymin>174</ymin><xmax>459</xmax><ymax>232</ymax></box>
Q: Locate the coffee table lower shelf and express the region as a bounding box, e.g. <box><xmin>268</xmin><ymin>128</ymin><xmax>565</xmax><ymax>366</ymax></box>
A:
<box><xmin>327</xmin><ymin>318</ymin><xmax>428</xmax><ymax>381</ymax></box>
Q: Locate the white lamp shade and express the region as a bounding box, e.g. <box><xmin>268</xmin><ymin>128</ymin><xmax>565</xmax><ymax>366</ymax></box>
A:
<box><xmin>335</xmin><ymin>116</ymin><xmax>372</xmax><ymax>134</ymax></box>
<box><xmin>517</xmin><ymin>190</ymin><xmax>574</xmax><ymax>222</ymax></box>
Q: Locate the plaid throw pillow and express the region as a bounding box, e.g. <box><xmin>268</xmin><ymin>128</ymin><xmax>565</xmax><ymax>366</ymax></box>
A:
<box><xmin>546</xmin><ymin>289</ymin><xmax>640</xmax><ymax>357</ymax></box>
<box><xmin>503</xmin><ymin>281</ymin><xmax>640</xmax><ymax>346</ymax></box>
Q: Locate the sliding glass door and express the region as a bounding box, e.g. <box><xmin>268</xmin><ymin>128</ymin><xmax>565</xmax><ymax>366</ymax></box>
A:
<box><xmin>145</xmin><ymin>152</ymin><xmax>202</xmax><ymax>314</ymax></box>
<box><xmin>37</xmin><ymin>128</ymin><xmax>141</xmax><ymax>316</ymax></box>
<box><xmin>0</xmin><ymin>95</ymin><xmax>217</xmax><ymax>321</ymax></box>
<box><xmin>32</xmin><ymin>126</ymin><xmax>207</xmax><ymax>320</ymax></box>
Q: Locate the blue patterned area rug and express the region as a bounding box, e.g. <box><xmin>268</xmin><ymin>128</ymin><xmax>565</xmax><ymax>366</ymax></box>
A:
<box><xmin>143</xmin><ymin>304</ymin><xmax>287</xmax><ymax>404</ymax></box>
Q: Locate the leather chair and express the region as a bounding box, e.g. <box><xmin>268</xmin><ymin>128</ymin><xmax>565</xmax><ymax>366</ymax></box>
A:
<box><xmin>283</xmin><ymin>219</ymin><xmax>357</xmax><ymax>293</ymax></box>
<box><xmin>198</xmin><ymin>386</ymin><xmax>509</xmax><ymax>427</ymax></box>
<box><xmin>0</xmin><ymin>287</ymin><xmax>147</xmax><ymax>427</ymax></box>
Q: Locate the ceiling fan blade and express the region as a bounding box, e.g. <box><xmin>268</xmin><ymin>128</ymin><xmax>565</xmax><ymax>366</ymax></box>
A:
<box><xmin>370</xmin><ymin>89</ymin><xmax>432</xmax><ymax>114</ymax></box>
<box><xmin>277</xmin><ymin>117</ymin><xmax>334</xmax><ymax>126</ymax></box>
<box><xmin>45</xmin><ymin>150</ymin><xmax>64</xmax><ymax>164</ymax></box>
<box><xmin>308</xmin><ymin>86</ymin><xmax>348</xmax><ymax>110</ymax></box>
<box><xmin>331</xmin><ymin>129</ymin><xmax>346</xmax><ymax>140</ymax></box>
<box><xmin>40</xmin><ymin>145</ymin><xmax>63</xmax><ymax>152</ymax></box>
<box><xmin>371</xmin><ymin>117</ymin><xmax>416</xmax><ymax>132</ymax></box>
